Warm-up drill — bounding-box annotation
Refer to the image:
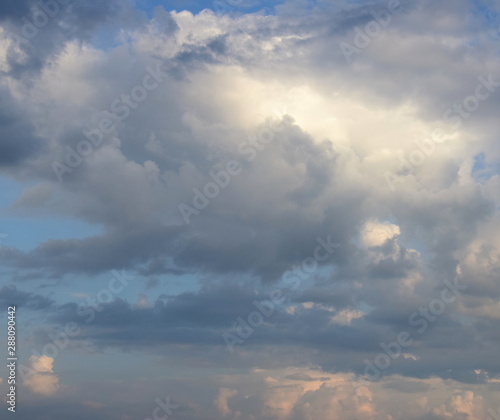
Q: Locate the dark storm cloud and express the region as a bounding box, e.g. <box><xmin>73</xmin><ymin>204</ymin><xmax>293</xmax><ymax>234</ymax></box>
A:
<box><xmin>0</xmin><ymin>0</ymin><xmax>35</xmax><ymax>21</ymax></box>
<box><xmin>175</xmin><ymin>34</ymin><xmax>229</xmax><ymax>67</ymax></box>
<box><xmin>0</xmin><ymin>284</ymin><xmax>54</xmax><ymax>310</ymax></box>
<box><xmin>0</xmin><ymin>121</ymin><xmax>355</xmax><ymax>279</ymax></box>
<box><xmin>0</xmin><ymin>2</ymin><xmax>499</xmax><ymax>414</ymax></box>
<box><xmin>0</xmin><ymin>224</ymin><xmax>186</xmax><ymax>276</ymax></box>
<box><xmin>1</xmin><ymin>0</ymin><xmax>125</xmax><ymax>78</ymax></box>
<box><xmin>45</xmin><ymin>284</ymin><xmax>269</xmax><ymax>350</ymax></box>
<box><xmin>34</xmin><ymin>277</ymin><xmax>498</xmax><ymax>383</ymax></box>
<box><xmin>0</xmin><ymin>88</ymin><xmax>44</xmax><ymax>167</ymax></box>
<box><xmin>0</xmin><ymin>0</ymin><xmax>131</xmax><ymax>176</ymax></box>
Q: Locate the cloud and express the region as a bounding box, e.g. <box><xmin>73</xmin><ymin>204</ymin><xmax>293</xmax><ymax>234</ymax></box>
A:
<box><xmin>430</xmin><ymin>391</ymin><xmax>487</xmax><ymax>419</ymax></box>
<box><xmin>214</xmin><ymin>388</ymin><xmax>238</xmax><ymax>416</ymax></box>
<box><xmin>23</xmin><ymin>355</ymin><xmax>60</xmax><ymax>396</ymax></box>
<box><xmin>1</xmin><ymin>0</ymin><xmax>500</xmax><ymax>417</ymax></box>
<box><xmin>0</xmin><ymin>0</ymin><xmax>125</xmax><ymax>76</ymax></box>
<box><xmin>0</xmin><ymin>0</ymin><xmax>34</xmax><ymax>21</ymax></box>
<box><xmin>0</xmin><ymin>87</ymin><xmax>45</xmax><ymax>167</ymax></box>
<box><xmin>29</xmin><ymin>354</ymin><xmax>54</xmax><ymax>373</ymax></box>
<box><xmin>0</xmin><ymin>285</ymin><xmax>54</xmax><ymax>311</ymax></box>
<box><xmin>361</xmin><ymin>220</ymin><xmax>401</xmax><ymax>248</ymax></box>
<box><xmin>83</xmin><ymin>400</ymin><xmax>105</xmax><ymax>409</ymax></box>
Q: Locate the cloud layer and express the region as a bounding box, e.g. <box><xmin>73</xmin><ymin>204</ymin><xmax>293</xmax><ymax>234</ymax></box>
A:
<box><xmin>0</xmin><ymin>0</ymin><xmax>500</xmax><ymax>418</ymax></box>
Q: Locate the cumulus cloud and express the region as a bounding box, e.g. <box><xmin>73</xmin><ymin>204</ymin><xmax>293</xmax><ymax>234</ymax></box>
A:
<box><xmin>430</xmin><ymin>391</ymin><xmax>487</xmax><ymax>419</ymax></box>
<box><xmin>29</xmin><ymin>354</ymin><xmax>54</xmax><ymax>373</ymax></box>
<box><xmin>362</xmin><ymin>220</ymin><xmax>401</xmax><ymax>248</ymax></box>
<box><xmin>214</xmin><ymin>388</ymin><xmax>238</xmax><ymax>417</ymax></box>
<box><xmin>1</xmin><ymin>0</ymin><xmax>500</xmax><ymax>418</ymax></box>
<box><xmin>23</xmin><ymin>355</ymin><xmax>60</xmax><ymax>396</ymax></box>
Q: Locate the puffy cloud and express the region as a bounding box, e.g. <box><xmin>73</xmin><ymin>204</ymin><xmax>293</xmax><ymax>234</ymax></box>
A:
<box><xmin>23</xmin><ymin>355</ymin><xmax>60</xmax><ymax>396</ymax></box>
<box><xmin>210</xmin><ymin>368</ymin><xmax>380</xmax><ymax>420</ymax></box>
<box><xmin>24</xmin><ymin>373</ymin><xmax>60</xmax><ymax>397</ymax></box>
<box><xmin>29</xmin><ymin>354</ymin><xmax>54</xmax><ymax>373</ymax></box>
<box><xmin>362</xmin><ymin>220</ymin><xmax>401</xmax><ymax>248</ymax></box>
<box><xmin>430</xmin><ymin>391</ymin><xmax>487</xmax><ymax>419</ymax></box>
<box><xmin>1</xmin><ymin>0</ymin><xmax>500</xmax><ymax>417</ymax></box>
<box><xmin>214</xmin><ymin>388</ymin><xmax>238</xmax><ymax>416</ymax></box>
<box><xmin>330</xmin><ymin>308</ymin><xmax>364</xmax><ymax>325</ymax></box>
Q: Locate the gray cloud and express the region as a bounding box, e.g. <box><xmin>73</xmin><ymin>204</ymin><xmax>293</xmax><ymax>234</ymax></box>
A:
<box><xmin>1</xmin><ymin>0</ymin><xmax>500</xmax><ymax>417</ymax></box>
<box><xmin>0</xmin><ymin>285</ymin><xmax>54</xmax><ymax>311</ymax></box>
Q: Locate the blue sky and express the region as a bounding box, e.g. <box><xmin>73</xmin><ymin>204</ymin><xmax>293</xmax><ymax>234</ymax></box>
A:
<box><xmin>0</xmin><ymin>178</ymin><xmax>102</xmax><ymax>251</ymax></box>
<box><xmin>135</xmin><ymin>0</ymin><xmax>283</xmax><ymax>16</ymax></box>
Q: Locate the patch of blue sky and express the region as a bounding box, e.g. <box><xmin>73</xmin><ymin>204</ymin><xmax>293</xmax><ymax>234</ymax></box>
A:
<box><xmin>471</xmin><ymin>152</ymin><xmax>500</xmax><ymax>183</ymax></box>
<box><xmin>87</xmin><ymin>22</ymin><xmax>125</xmax><ymax>51</ymax></box>
<box><xmin>0</xmin><ymin>216</ymin><xmax>105</xmax><ymax>252</ymax></box>
<box><xmin>472</xmin><ymin>0</ymin><xmax>500</xmax><ymax>25</ymax></box>
<box><xmin>136</xmin><ymin>0</ymin><xmax>212</xmax><ymax>15</ymax></box>
<box><xmin>470</xmin><ymin>0</ymin><xmax>500</xmax><ymax>39</ymax></box>
<box><xmin>135</xmin><ymin>0</ymin><xmax>282</xmax><ymax>17</ymax></box>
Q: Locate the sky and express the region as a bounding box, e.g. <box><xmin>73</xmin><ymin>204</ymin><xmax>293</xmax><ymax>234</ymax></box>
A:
<box><xmin>1</xmin><ymin>0</ymin><xmax>500</xmax><ymax>419</ymax></box>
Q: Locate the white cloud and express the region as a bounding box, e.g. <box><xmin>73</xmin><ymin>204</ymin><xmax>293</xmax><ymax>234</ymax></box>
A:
<box><xmin>29</xmin><ymin>354</ymin><xmax>54</xmax><ymax>373</ymax></box>
<box><xmin>24</xmin><ymin>355</ymin><xmax>60</xmax><ymax>397</ymax></box>
<box><xmin>431</xmin><ymin>391</ymin><xmax>487</xmax><ymax>419</ymax></box>
<box><xmin>214</xmin><ymin>387</ymin><xmax>238</xmax><ymax>416</ymax></box>
<box><xmin>330</xmin><ymin>308</ymin><xmax>364</xmax><ymax>325</ymax></box>
<box><xmin>1</xmin><ymin>0</ymin><xmax>500</xmax><ymax>417</ymax></box>
<box><xmin>362</xmin><ymin>220</ymin><xmax>400</xmax><ymax>247</ymax></box>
